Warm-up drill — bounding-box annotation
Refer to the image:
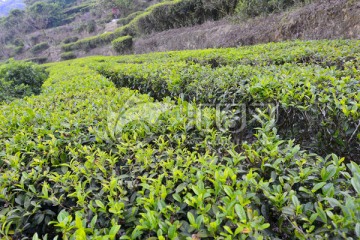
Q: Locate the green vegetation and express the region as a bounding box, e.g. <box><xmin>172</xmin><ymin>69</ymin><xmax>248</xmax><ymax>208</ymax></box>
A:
<box><xmin>62</xmin><ymin>3</ymin><xmax>91</xmax><ymax>16</ymax></box>
<box><xmin>0</xmin><ymin>59</ymin><xmax>48</xmax><ymax>102</ymax></box>
<box><xmin>112</xmin><ymin>35</ymin><xmax>132</xmax><ymax>53</ymax></box>
<box><xmin>61</xmin><ymin>26</ymin><xmax>131</xmax><ymax>52</ymax></box>
<box><xmin>117</xmin><ymin>11</ymin><xmax>143</xmax><ymax>26</ymax></box>
<box><xmin>62</xmin><ymin>36</ymin><xmax>79</xmax><ymax>44</ymax></box>
<box><xmin>30</xmin><ymin>42</ymin><xmax>50</xmax><ymax>54</ymax></box>
<box><xmin>60</xmin><ymin>51</ymin><xmax>77</xmax><ymax>60</ymax></box>
<box><xmin>25</xmin><ymin>56</ymin><xmax>48</xmax><ymax>64</ymax></box>
<box><xmin>0</xmin><ymin>40</ymin><xmax>360</xmax><ymax>239</ymax></box>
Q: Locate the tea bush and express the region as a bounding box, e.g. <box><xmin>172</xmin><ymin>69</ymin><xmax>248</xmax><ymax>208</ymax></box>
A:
<box><xmin>62</xmin><ymin>36</ymin><xmax>79</xmax><ymax>44</ymax></box>
<box><xmin>0</xmin><ymin>59</ymin><xmax>48</xmax><ymax>102</ymax></box>
<box><xmin>30</xmin><ymin>42</ymin><xmax>50</xmax><ymax>54</ymax></box>
<box><xmin>112</xmin><ymin>36</ymin><xmax>132</xmax><ymax>53</ymax></box>
<box><xmin>60</xmin><ymin>51</ymin><xmax>77</xmax><ymax>60</ymax></box>
<box><xmin>61</xmin><ymin>26</ymin><xmax>131</xmax><ymax>52</ymax></box>
<box><xmin>87</xmin><ymin>20</ymin><xmax>97</xmax><ymax>33</ymax></box>
<box><xmin>0</xmin><ymin>40</ymin><xmax>360</xmax><ymax>239</ymax></box>
<box><xmin>117</xmin><ymin>11</ymin><xmax>143</xmax><ymax>25</ymax></box>
<box><xmin>97</xmin><ymin>40</ymin><xmax>360</xmax><ymax>158</ymax></box>
<box><xmin>127</xmin><ymin>0</ymin><xmax>236</xmax><ymax>35</ymax></box>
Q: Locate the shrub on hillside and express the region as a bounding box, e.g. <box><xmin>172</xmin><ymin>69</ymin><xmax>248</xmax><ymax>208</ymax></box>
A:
<box><xmin>25</xmin><ymin>57</ymin><xmax>48</xmax><ymax>64</ymax></box>
<box><xmin>60</xmin><ymin>51</ymin><xmax>77</xmax><ymax>60</ymax></box>
<box><xmin>0</xmin><ymin>60</ymin><xmax>48</xmax><ymax>102</ymax></box>
<box><xmin>14</xmin><ymin>46</ymin><xmax>24</xmax><ymax>54</ymax></box>
<box><xmin>112</xmin><ymin>35</ymin><xmax>132</xmax><ymax>53</ymax></box>
<box><xmin>62</xmin><ymin>36</ymin><xmax>79</xmax><ymax>44</ymax></box>
<box><xmin>87</xmin><ymin>19</ymin><xmax>97</xmax><ymax>33</ymax></box>
<box><xmin>117</xmin><ymin>11</ymin><xmax>143</xmax><ymax>25</ymax></box>
<box><xmin>61</xmin><ymin>26</ymin><xmax>131</xmax><ymax>52</ymax></box>
<box><xmin>62</xmin><ymin>32</ymin><xmax>114</xmax><ymax>52</ymax></box>
<box><xmin>13</xmin><ymin>38</ymin><xmax>24</xmax><ymax>47</ymax></box>
<box><xmin>30</xmin><ymin>42</ymin><xmax>50</xmax><ymax>54</ymax></box>
<box><xmin>7</xmin><ymin>45</ymin><xmax>24</xmax><ymax>56</ymax></box>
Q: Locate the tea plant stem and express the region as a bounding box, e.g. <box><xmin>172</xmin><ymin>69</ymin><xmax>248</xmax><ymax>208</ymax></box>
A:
<box><xmin>284</xmin><ymin>215</ymin><xmax>307</xmax><ymax>239</ymax></box>
<box><xmin>348</xmin><ymin>120</ymin><xmax>360</xmax><ymax>143</ymax></box>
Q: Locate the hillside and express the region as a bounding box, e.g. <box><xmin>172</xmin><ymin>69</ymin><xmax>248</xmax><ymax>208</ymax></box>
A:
<box><xmin>134</xmin><ymin>0</ymin><xmax>360</xmax><ymax>53</ymax></box>
<box><xmin>0</xmin><ymin>0</ymin><xmax>163</xmax><ymax>62</ymax></box>
<box><xmin>0</xmin><ymin>40</ymin><xmax>359</xmax><ymax>239</ymax></box>
<box><xmin>1</xmin><ymin>0</ymin><xmax>359</xmax><ymax>63</ymax></box>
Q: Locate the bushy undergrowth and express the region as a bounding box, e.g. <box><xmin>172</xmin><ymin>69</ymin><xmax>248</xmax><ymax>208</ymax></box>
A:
<box><xmin>0</xmin><ymin>40</ymin><xmax>360</xmax><ymax>239</ymax></box>
<box><xmin>0</xmin><ymin>60</ymin><xmax>48</xmax><ymax>102</ymax></box>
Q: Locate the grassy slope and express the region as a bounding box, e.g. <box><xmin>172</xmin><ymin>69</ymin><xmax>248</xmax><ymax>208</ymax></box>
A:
<box><xmin>0</xmin><ymin>40</ymin><xmax>360</xmax><ymax>239</ymax></box>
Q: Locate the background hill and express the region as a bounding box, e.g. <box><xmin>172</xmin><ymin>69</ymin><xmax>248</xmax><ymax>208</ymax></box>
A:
<box><xmin>0</xmin><ymin>0</ymin><xmax>359</xmax><ymax>63</ymax></box>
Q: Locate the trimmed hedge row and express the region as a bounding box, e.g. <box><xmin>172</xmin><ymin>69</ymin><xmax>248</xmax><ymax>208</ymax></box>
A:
<box><xmin>117</xmin><ymin>11</ymin><xmax>143</xmax><ymax>25</ymax></box>
<box><xmin>30</xmin><ymin>42</ymin><xmax>50</xmax><ymax>54</ymax></box>
<box><xmin>60</xmin><ymin>51</ymin><xmax>77</xmax><ymax>60</ymax></box>
<box><xmin>61</xmin><ymin>26</ymin><xmax>132</xmax><ymax>52</ymax></box>
<box><xmin>62</xmin><ymin>36</ymin><xmax>79</xmax><ymax>44</ymax></box>
<box><xmin>112</xmin><ymin>35</ymin><xmax>133</xmax><ymax>53</ymax></box>
<box><xmin>96</xmin><ymin>40</ymin><xmax>360</xmax><ymax>159</ymax></box>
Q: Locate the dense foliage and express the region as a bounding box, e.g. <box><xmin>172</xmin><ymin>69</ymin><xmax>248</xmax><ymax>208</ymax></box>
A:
<box><xmin>0</xmin><ymin>59</ymin><xmax>48</xmax><ymax>102</ymax></box>
<box><xmin>112</xmin><ymin>36</ymin><xmax>132</xmax><ymax>53</ymax></box>
<box><xmin>0</xmin><ymin>40</ymin><xmax>359</xmax><ymax>239</ymax></box>
<box><xmin>60</xmin><ymin>52</ymin><xmax>77</xmax><ymax>61</ymax></box>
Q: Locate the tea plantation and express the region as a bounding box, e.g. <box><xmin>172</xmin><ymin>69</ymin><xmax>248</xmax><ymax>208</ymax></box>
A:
<box><xmin>0</xmin><ymin>40</ymin><xmax>360</xmax><ymax>239</ymax></box>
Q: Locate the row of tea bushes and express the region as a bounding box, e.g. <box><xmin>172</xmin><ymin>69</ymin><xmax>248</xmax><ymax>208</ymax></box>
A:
<box><xmin>95</xmin><ymin>40</ymin><xmax>360</xmax><ymax>159</ymax></box>
<box><xmin>0</xmin><ymin>40</ymin><xmax>359</xmax><ymax>239</ymax></box>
